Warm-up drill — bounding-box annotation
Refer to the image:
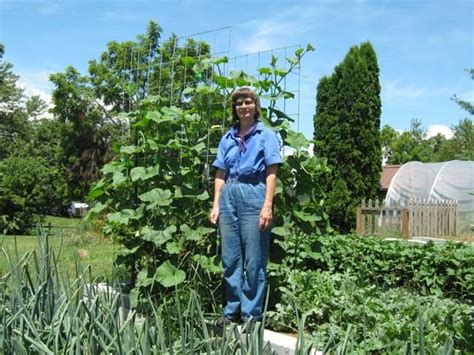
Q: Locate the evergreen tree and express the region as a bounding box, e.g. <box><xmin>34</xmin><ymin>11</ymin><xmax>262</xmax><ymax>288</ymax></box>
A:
<box><xmin>314</xmin><ymin>42</ymin><xmax>382</xmax><ymax>232</ymax></box>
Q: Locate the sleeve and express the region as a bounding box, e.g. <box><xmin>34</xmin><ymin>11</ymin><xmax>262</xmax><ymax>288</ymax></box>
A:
<box><xmin>264</xmin><ymin>129</ymin><xmax>282</xmax><ymax>166</ymax></box>
<box><xmin>212</xmin><ymin>136</ymin><xmax>227</xmax><ymax>170</ymax></box>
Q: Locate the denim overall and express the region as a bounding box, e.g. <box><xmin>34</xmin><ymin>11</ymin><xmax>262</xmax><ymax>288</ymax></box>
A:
<box><xmin>212</xmin><ymin>122</ymin><xmax>281</xmax><ymax>321</ymax></box>
<box><xmin>219</xmin><ymin>176</ymin><xmax>271</xmax><ymax>321</ymax></box>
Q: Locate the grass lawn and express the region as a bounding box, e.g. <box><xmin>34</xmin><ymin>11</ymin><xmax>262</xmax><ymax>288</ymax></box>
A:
<box><xmin>0</xmin><ymin>233</ymin><xmax>120</xmax><ymax>281</ymax></box>
<box><xmin>32</xmin><ymin>215</ymin><xmax>84</xmax><ymax>236</ymax></box>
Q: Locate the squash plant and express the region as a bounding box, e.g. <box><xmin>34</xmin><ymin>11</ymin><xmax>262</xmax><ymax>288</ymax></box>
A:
<box><xmin>86</xmin><ymin>45</ymin><xmax>330</xmax><ymax>302</ymax></box>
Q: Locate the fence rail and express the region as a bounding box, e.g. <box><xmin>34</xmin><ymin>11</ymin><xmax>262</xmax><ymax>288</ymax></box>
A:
<box><xmin>356</xmin><ymin>198</ymin><xmax>458</xmax><ymax>239</ymax></box>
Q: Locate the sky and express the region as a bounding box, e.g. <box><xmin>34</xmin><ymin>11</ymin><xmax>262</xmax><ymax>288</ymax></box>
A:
<box><xmin>1</xmin><ymin>0</ymin><xmax>473</xmax><ymax>139</ymax></box>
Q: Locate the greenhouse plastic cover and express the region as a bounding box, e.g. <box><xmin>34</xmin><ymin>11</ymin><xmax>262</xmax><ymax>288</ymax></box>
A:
<box><xmin>385</xmin><ymin>160</ymin><xmax>474</xmax><ymax>212</ymax></box>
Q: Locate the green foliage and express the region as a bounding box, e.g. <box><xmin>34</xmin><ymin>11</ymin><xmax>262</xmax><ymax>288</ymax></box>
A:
<box><xmin>267</xmin><ymin>234</ymin><xmax>474</xmax><ymax>352</ymax></box>
<box><xmin>49</xmin><ymin>66</ymin><xmax>114</xmax><ymax>199</ymax></box>
<box><xmin>268</xmin><ymin>270</ymin><xmax>473</xmax><ymax>352</ymax></box>
<box><xmin>0</xmin><ymin>44</ymin><xmax>70</xmax><ymax>224</ymax></box>
<box><xmin>1</xmin><ymin>232</ymin><xmax>464</xmax><ymax>354</ymax></box>
<box><xmin>314</xmin><ymin>42</ymin><xmax>382</xmax><ymax>232</ymax></box>
<box><xmin>0</xmin><ymin>233</ymin><xmax>277</xmax><ymax>354</ymax></box>
<box><xmin>384</xmin><ymin>117</ymin><xmax>474</xmax><ymax>163</ymax></box>
<box><xmin>48</xmin><ymin>22</ymin><xmax>214</xmax><ymax>202</ymax></box>
<box><xmin>0</xmin><ymin>43</ymin><xmax>31</xmax><ymax>160</ymax></box>
<box><xmin>86</xmin><ymin>46</ymin><xmax>330</xmax><ymax>303</ymax></box>
<box><xmin>0</xmin><ymin>156</ymin><xmax>70</xmax><ymax>234</ymax></box>
<box><xmin>88</xmin><ymin>21</ymin><xmax>211</xmax><ymax>112</ymax></box>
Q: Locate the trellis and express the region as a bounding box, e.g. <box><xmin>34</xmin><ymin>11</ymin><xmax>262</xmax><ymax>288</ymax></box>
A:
<box><xmin>117</xmin><ymin>26</ymin><xmax>305</xmax><ymax>183</ymax></box>
<box><xmin>118</xmin><ymin>26</ymin><xmax>304</xmax><ymax>131</ymax></box>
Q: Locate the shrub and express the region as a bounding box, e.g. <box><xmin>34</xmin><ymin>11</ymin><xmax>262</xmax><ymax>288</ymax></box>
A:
<box><xmin>0</xmin><ymin>156</ymin><xmax>70</xmax><ymax>234</ymax></box>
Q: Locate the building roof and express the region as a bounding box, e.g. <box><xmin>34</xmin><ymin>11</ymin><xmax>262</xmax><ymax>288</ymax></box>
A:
<box><xmin>380</xmin><ymin>165</ymin><xmax>401</xmax><ymax>191</ymax></box>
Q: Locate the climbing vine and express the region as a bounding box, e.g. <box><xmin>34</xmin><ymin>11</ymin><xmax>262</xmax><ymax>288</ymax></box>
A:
<box><xmin>87</xmin><ymin>45</ymin><xmax>330</xmax><ymax>304</ymax></box>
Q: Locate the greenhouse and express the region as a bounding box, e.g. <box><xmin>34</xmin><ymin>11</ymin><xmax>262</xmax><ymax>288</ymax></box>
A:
<box><xmin>385</xmin><ymin>160</ymin><xmax>474</xmax><ymax>233</ymax></box>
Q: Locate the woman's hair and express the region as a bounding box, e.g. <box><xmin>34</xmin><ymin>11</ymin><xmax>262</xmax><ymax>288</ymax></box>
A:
<box><xmin>231</xmin><ymin>87</ymin><xmax>261</xmax><ymax>121</ymax></box>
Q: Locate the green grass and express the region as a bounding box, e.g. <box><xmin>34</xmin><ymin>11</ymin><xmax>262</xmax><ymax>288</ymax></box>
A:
<box><xmin>0</xmin><ymin>234</ymin><xmax>119</xmax><ymax>280</ymax></box>
<box><xmin>36</xmin><ymin>215</ymin><xmax>84</xmax><ymax>236</ymax></box>
<box><xmin>43</xmin><ymin>215</ymin><xmax>82</xmax><ymax>228</ymax></box>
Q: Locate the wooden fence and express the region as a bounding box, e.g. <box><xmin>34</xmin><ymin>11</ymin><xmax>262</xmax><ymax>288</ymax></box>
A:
<box><xmin>356</xmin><ymin>198</ymin><xmax>458</xmax><ymax>239</ymax></box>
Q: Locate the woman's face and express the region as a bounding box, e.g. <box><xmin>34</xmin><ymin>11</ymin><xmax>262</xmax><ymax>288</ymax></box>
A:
<box><xmin>235</xmin><ymin>97</ymin><xmax>256</xmax><ymax>122</ymax></box>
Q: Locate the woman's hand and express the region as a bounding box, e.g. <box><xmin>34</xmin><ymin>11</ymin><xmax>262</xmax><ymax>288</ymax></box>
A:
<box><xmin>210</xmin><ymin>206</ymin><xmax>219</xmax><ymax>225</ymax></box>
<box><xmin>259</xmin><ymin>203</ymin><xmax>273</xmax><ymax>231</ymax></box>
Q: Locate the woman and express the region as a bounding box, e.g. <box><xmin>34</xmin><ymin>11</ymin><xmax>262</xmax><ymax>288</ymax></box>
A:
<box><xmin>210</xmin><ymin>87</ymin><xmax>281</xmax><ymax>324</ymax></box>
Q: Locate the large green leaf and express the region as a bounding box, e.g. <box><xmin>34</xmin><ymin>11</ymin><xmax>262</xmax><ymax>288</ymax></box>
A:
<box><xmin>120</xmin><ymin>145</ymin><xmax>139</xmax><ymax>155</ymax></box>
<box><xmin>272</xmin><ymin>225</ymin><xmax>291</xmax><ymax>237</ymax></box>
<box><xmin>180</xmin><ymin>224</ymin><xmax>213</xmax><ymax>241</ymax></box>
<box><xmin>140</xmin><ymin>225</ymin><xmax>176</xmax><ymax>246</ymax></box>
<box><xmin>146</xmin><ymin>111</ymin><xmax>162</xmax><ymax>123</ymax></box>
<box><xmin>137</xmin><ymin>269</ymin><xmax>153</xmax><ymax>287</ymax></box>
<box><xmin>88</xmin><ymin>186</ymin><xmax>105</xmax><ymax>199</ymax></box>
<box><xmin>166</xmin><ymin>241</ymin><xmax>182</xmax><ymax>254</ymax></box>
<box><xmin>285</xmin><ymin>130</ymin><xmax>309</xmax><ymax>149</ymax></box>
<box><xmin>161</xmin><ymin>106</ymin><xmax>183</xmax><ymax>120</ymax></box>
<box><xmin>258</xmin><ymin>67</ymin><xmax>272</xmax><ymax>75</ymax></box>
<box><xmin>154</xmin><ymin>260</ymin><xmax>186</xmax><ymax>287</ymax></box>
<box><xmin>88</xmin><ymin>202</ymin><xmax>107</xmax><ymax>215</ymax></box>
<box><xmin>107</xmin><ymin>209</ymin><xmax>136</xmax><ymax>225</ymax></box>
<box><xmin>130</xmin><ymin>167</ymin><xmax>146</xmax><ymax>182</ymax></box>
<box><xmin>195</xmin><ymin>84</ymin><xmax>216</xmax><ymax>94</ymax></box>
<box><xmin>112</xmin><ymin>171</ymin><xmax>127</xmax><ymax>186</ymax></box>
<box><xmin>130</xmin><ymin>166</ymin><xmax>159</xmax><ymax>182</ymax></box>
<box><xmin>102</xmin><ymin>162</ymin><xmax>121</xmax><ymax>175</ymax></box>
<box><xmin>195</xmin><ymin>190</ymin><xmax>209</xmax><ymax>201</ymax></box>
<box><xmin>293</xmin><ymin>209</ymin><xmax>321</xmax><ymax>222</ymax></box>
<box><xmin>192</xmin><ymin>142</ymin><xmax>206</xmax><ymax>153</ymax></box>
<box><xmin>138</xmin><ymin>188</ymin><xmax>172</xmax><ymax>206</ymax></box>
<box><xmin>193</xmin><ymin>255</ymin><xmax>221</xmax><ymax>273</ymax></box>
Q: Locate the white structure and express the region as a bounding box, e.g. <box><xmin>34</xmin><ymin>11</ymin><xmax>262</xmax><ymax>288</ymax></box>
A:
<box><xmin>385</xmin><ymin>160</ymin><xmax>474</xmax><ymax>232</ymax></box>
<box><xmin>68</xmin><ymin>201</ymin><xmax>89</xmax><ymax>217</ymax></box>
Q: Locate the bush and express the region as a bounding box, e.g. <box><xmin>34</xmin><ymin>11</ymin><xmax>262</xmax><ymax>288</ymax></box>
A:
<box><xmin>309</xmin><ymin>235</ymin><xmax>474</xmax><ymax>300</ymax></box>
<box><xmin>0</xmin><ymin>156</ymin><xmax>70</xmax><ymax>234</ymax></box>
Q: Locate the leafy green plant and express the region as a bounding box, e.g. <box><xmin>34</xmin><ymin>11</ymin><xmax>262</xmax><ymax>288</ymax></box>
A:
<box><xmin>267</xmin><ymin>269</ymin><xmax>473</xmax><ymax>352</ymax></box>
<box><xmin>290</xmin><ymin>234</ymin><xmax>474</xmax><ymax>300</ymax></box>
<box><xmin>0</xmin><ymin>232</ymin><xmax>245</xmax><ymax>353</ymax></box>
<box><xmin>85</xmin><ymin>46</ymin><xmax>331</xmax><ymax>307</ymax></box>
<box><xmin>0</xmin><ymin>156</ymin><xmax>70</xmax><ymax>234</ymax></box>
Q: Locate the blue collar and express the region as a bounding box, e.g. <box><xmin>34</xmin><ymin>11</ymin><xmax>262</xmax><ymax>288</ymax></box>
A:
<box><xmin>226</xmin><ymin>121</ymin><xmax>264</xmax><ymax>139</ymax></box>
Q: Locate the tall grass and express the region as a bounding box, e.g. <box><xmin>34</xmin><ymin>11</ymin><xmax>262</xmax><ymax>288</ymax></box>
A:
<box><xmin>0</xmin><ymin>230</ymin><xmax>297</xmax><ymax>354</ymax></box>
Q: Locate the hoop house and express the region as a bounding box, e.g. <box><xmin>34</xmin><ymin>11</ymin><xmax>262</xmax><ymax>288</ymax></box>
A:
<box><xmin>386</xmin><ymin>160</ymin><xmax>474</xmax><ymax>233</ymax></box>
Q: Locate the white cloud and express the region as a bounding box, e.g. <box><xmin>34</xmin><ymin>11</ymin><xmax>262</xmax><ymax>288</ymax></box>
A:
<box><xmin>17</xmin><ymin>70</ymin><xmax>54</xmax><ymax>119</ymax></box>
<box><xmin>235</xmin><ymin>4</ymin><xmax>318</xmax><ymax>56</ymax></box>
<box><xmin>427</xmin><ymin>124</ymin><xmax>453</xmax><ymax>139</ymax></box>
<box><xmin>235</xmin><ymin>19</ymin><xmax>301</xmax><ymax>54</ymax></box>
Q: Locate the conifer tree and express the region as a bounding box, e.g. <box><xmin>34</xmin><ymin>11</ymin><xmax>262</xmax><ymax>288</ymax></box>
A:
<box><xmin>314</xmin><ymin>42</ymin><xmax>382</xmax><ymax>232</ymax></box>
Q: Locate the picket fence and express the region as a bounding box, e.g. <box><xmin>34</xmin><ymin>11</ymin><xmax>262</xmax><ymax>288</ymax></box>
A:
<box><xmin>356</xmin><ymin>198</ymin><xmax>458</xmax><ymax>239</ymax></box>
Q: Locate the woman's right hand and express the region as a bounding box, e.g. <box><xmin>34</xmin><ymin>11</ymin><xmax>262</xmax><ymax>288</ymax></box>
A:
<box><xmin>210</xmin><ymin>206</ymin><xmax>219</xmax><ymax>225</ymax></box>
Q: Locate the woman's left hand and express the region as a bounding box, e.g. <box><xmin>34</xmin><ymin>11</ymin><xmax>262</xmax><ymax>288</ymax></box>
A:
<box><xmin>259</xmin><ymin>204</ymin><xmax>273</xmax><ymax>231</ymax></box>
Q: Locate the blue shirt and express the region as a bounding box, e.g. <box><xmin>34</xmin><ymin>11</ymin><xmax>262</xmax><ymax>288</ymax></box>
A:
<box><xmin>212</xmin><ymin>121</ymin><xmax>282</xmax><ymax>181</ymax></box>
